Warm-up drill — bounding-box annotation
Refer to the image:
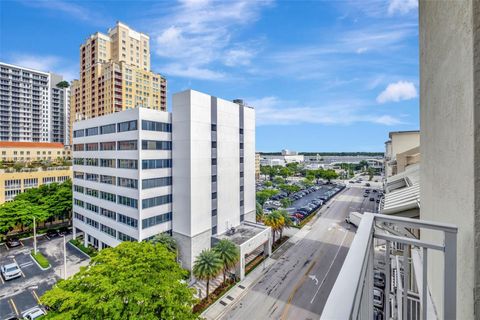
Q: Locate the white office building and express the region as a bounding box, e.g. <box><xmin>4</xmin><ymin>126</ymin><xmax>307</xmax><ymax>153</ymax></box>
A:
<box><xmin>0</xmin><ymin>62</ymin><xmax>70</xmax><ymax>144</ymax></box>
<box><xmin>72</xmin><ymin>90</ymin><xmax>270</xmax><ymax>278</ymax></box>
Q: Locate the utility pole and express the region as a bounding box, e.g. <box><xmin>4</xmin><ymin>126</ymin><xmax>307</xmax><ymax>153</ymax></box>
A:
<box><xmin>33</xmin><ymin>216</ymin><xmax>37</xmax><ymax>255</ymax></box>
<box><xmin>63</xmin><ymin>235</ymin><xmax>67</xmax><ymax>279</ymax></box>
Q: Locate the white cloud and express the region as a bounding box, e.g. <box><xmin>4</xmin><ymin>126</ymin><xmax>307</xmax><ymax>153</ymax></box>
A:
<box><xmin>18</xmin><ymin>0</ymin><xmax>106</xmax><ymax>24</ymax></box>
<box><xmin>8</xmin><ymin>54</ymin><xmax>77</xmax><ymax>81</ymax></box>
<box><xmin>250</xmin><ymin>96</ymin><xmax>403</xmax><ymax>126</ymax></box>
<box><xmin>148</xmin><ymin>0</ymin><xmax>271</xmax><ymax>79</ymax></box>
<box><xmin>376</xmin><ymin>81</ymin><xmax>417</xmax><ymax>103</ymax></box>
<box><xmin>161</xmin><ymin>63</ymin><xmax>225</xmax><ymax>80</ymax></box>
<box><xmin>356</xmin><ymin>47</ymin><xmax>368</xmax><ymax>54</ymax></box>
<box><xmin>388</xmin><ymin>0</ymin><xmax>418</xmax><ymax>15</ymax></box>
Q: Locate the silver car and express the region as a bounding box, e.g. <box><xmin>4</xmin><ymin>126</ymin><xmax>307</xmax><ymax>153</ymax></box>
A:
<box><xmin>22</xmin><ymin>306</ymin><xmax>46</xmax><ymax>319</ymax></box>
<box><xmin>1</xmin><ymin>262</ymin><xmax>21</xmax><ymax>280</ymax></box>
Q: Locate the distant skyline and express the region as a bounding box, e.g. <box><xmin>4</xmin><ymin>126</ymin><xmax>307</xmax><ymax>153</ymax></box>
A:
<box><xmin>0</xmin><ymin>0</ymin><xmax>419</xmax><ymax>152</ymax></box>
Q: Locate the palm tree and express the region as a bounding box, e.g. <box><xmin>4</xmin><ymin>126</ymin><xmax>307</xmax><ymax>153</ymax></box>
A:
<box><xmin>213</xmin><ymin>239</ymin><xmax>239</xmax><ymax>284</ymax></box>
<box><xmin>256</xmin><ymin>202</ymin><xmax>264</xmax><ymax>222</ymax></box>
<box><xmin>193</xmin><ymin>249</ymin><xmax>223</xmax><ymax>298</ymax></box>
<box><xmin>150</xmin><ymin>233</ymin><xmax>177</xmax><ymax>253</ymax></box>
<box><xmin>278</xmin><ymin>210</ymin><xmax>293</xmax><ymax>240</ymax></box>
<box><xmin>263</xmin><ymin>211</ymin><xmax>285</xmax><ymax>244</ymax></box>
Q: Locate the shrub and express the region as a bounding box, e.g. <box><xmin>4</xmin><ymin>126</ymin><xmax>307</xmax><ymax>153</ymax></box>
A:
<box><xmin>31</xmin><ymin>250</ymin><xmax>50</xmax><ymax>268</ymax></box>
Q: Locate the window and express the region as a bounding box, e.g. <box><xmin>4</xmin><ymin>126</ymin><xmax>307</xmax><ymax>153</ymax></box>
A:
<box><xmin>74</xmin><ymin>171</ymin><xmax>84</xmax><ymax>179</ymax></box>
<box><xmin>101</xmin><ymin>224</ymin><xmax>116</xmax><ymax>238</ymax></box>
<box><xmin>73</xmin><ymin>144</ymin><xmax>84</xmax><ymax>151</ymax></box>
<box><xmin>74</xmin><ymin>198</ymin><xmax>84</xmax><ymax>207</ymax></box>
<box><xmin>84</xmin><ymin>158</ymin><xmax>97</xmax><ymax>166</ymax></box>
<box><xmin>85</xmin><ymin>188</ymin><xmax>98</xmax><ymax>197</ymax></box>
<box><xmin>240</xmin><ymin>200</ymin><xmax>244</xmax><ymax>206</ymax></box>
<box><xmin>22</xmin><ymin>178</ymin><xmax>37</xmax><ymax>189</ymax></box>
<box><xmin>212</xmin><ymin>141</ymin><xmax>217</xmax><ymax>148</ymax></box>
<box><xmin>100</xmin><ymin>175</ymin><xmax>115</xmax><ymax>185</ymax></box>
<box><xmin>118</xmin><ymin>177</ymin><xmax>138</xmax><ymax>189</ymax></box>
<box><xmin>85</xmin><ymin>127</ymin><xmax>98</xmax><ymax>136</ymax></box>
<box><xmin>212</xmin><ymin>192</ymin><xmax>217</xmax><ymax>199</ymax></box>
<box><xmin>86</xmin><ymin>143</ymin><xmax>98</xmax><ymax>151</ymax></box>
<box><xmin>100</xmin><ymin>123</ymin><xmax>116</xmax><ymax>135</ymax></box>
<box><xmin>43</xmin><ymin>177</ymin><xmax>56</xmax><ymax>185</ymax></box>
<box><xmin>240</xmin><ymin>157</ymin><xmax>244</xmax><ymax>163</ymax></box>
<box><xmin>118</xmin><ymin>213</ymin><xmax>138</xmax><ymax>228</ymax></box>
<box><xmin>74</xmin><ymin>212</ymin><xmax>84</xmax><ymax>222</ymax></box>
<box><xmin>212</xmin><ymin>226</ymin><xmax>217</xmax><ymax>235</ymax></box>
<box><xmin>211</xmin><ymin>158</ymin><xmax>217</xmax><ymax>165</ymax></box>
<box><xmin>240</xmin><ymin>172</ymin><xmax>244</xmax><ymax>178</ymax></box>
<box><xmin>142</xmin><ymin>159</ymin><xmax>171</xmax><ymax>169</ymax></box>
<box><xmin>86</xmin><ymin>217</ymin><xmax>99</xmax><ymax>229</ymax></box>
<box><xmin>240</xmin><ymin>143</ymin><xmax>244</xmax><ymax>149</ymax></box>
<box><xmin>117</xmin><ymin>120</ymin><xmax>137</xmax><ymax>132</ymax></box>
<box><xmin>118</xmin><ymin>195</ymin><xmax>138</xmax><ymax>208</ymax></box>
<box><xmin>142</xmin><ymin>177</ymin><xmax>172</xmax><ymax>189</ymax></box>
<box><xmin>57</xmin><ymin>176</ymin><xmax>69</xmax><ymax>183</ymax></box>
<box><xmin>74</xmin><ymin>185</ymin><xmax>84</xmax><ymax>193</ymax></box>
<box><xmin>212</xmin><ymin>209</ymin><xmax>217</xmax><ymax>217</ymax></box>
<box><xmin>118</xmin><ymin>159</ymin><xmax>138</xmax><ymax>169</ymax></box>
<box><xmin>118</xmin><ymin>232</ymin><xmax>136</xmax><ymax>242</ymax></box>
<box><xmin>73</xmin><ymin>129</ymin><xmax>84</xmax><ymax>138</ymax></box>
<box><xmin>239</xmin><ymin>128</ymin><xmax>244</xmax><ymax>134</ymax></box>
<box><xmin>240</xmin><ymin>186</ymin><xmax>244</xmax><ymax>192</ymax></box>
<box><xmin>100</xmin><ymin>208</ymin><xmax>116</xmax><ymax>220</ymax></box>
<box><xmin>100</xmin><ymin>191</ymin><xmax>116</xmax><ymax>203</ymax></box>
<box><xmin>74</xmin><ymin>158</ymin><xmax>84</xmax><ymax>165</ymax></box>
<box><xmin>142</xmin><ymin>120</ymin><xmax>171</xmax><ymax>132</ymax></box>
<box><xmin>118</xmin><ymin>140</ymin><xmax>137</xmax><ymax>150</ymax></box>
<box><xmin>211</xmin><ymin>124</ymin><xmax>217</xmax><ymax>131</ymax></box>
<box><xmin>100</xmin><ymin>159</ymin><xmax>115</xmax><ymax>168</ymax></box>
<box><xmin>5</xmin><ymin>179</ymin><xmax>21</xmax><ymax>189</ymax></box>
<box><xmin>86</xmin><ymin>173</ymin><xmax>99</xmax><ymax>182</ymax></box>
<box><xmin>142</xmin><ymin>212</ymin><xmax>172</xmax><ymax>229</ymax></box>
<box><xmin>141</xmin><ymin>140</ymin><xmax>171</xmax><ymax>150</ymax></box>
<box><xmin>86</xmin><ymin>202</ymin><xmax>98</xmax><ymax>213</ymax></box>
<box><xmin>142</xmin><ymin>194</ymin><xmax>172</xmax><ymax>209</ymax></box>
<box><xmin>100</xmin><ymin>141</ymin><xmax>116</xmax><ymax>151</ymax></box>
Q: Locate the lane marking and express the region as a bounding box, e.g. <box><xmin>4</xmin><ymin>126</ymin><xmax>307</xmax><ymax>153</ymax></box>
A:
<box><xmin>4</xmin><ymin>243</ymin><xmax>9</xmax><ymax>251</ymax></box>
<box><xmin>20</xmin><ymin>261</ymin><xmax>34</xmax><ymax>268</ymax></box>
<box><xmin>280</xmin><ymin>261</ymin><xmax>317</xmax><ymax>320</ymax></box>
<box><xmin>32</xmin><ymin>290</ymin><xmax>41</xmax><ymax>304</ymax></box>
<box><xmin>0</xmin><ymin>274</ymin><xmax>4</xmax><ymax>284</ymax></box>
<box><xmin>20</xmin><ymin>241</ymin><xmax>24</xmax><ymax>247</ymax></box>
<box><xmin>9</xmin><ymin>298</ymin><xmax>19</xmax><ymax>316</ymax></box>
<box><xmin>310</xmin><ymin>230</ymin><xmax>350</xmax><ymax>304</ymax></box>
<box><xmin>12</xmin><ymin>258</ymin><xmax>25</xmax><ymax>278</ymax></box>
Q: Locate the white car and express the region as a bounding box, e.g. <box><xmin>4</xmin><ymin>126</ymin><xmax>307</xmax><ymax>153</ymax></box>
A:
<box><xmin>22</xmin><ymin>306</ymin><xmax>46</xmax><ymax>320</ymax></box>
<box><xmin>373</xmin><ymin>288</ymin><xmax>384</xmax><ymax>309</ymax></box>
<box><xmin>1</xmin><ymin>262</ymin><xmax>21</xmax><ymax>280</ymax></box>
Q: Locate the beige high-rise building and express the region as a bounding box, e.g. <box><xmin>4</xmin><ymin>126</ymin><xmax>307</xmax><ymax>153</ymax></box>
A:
<box><xmin>69</xmin><ymin>22</ymin><xmax>167</xmax><ymax>142</ymax></box>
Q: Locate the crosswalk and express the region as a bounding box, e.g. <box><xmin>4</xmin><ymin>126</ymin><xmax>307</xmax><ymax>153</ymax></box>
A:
<box><xmin>19</xmin><ymin>261</ymin><xmax>34</xmax><ymax>268</ymax></box>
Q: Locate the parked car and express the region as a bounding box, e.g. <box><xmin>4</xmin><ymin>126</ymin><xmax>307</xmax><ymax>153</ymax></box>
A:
<box><xmin>370</xmin><ymin>197</ymin><xmax>375</xmax><ymax>201</ymax></box>
<box><xmin>46</xmin><ymin>229</ymin><xmax>59</xmax><ymax>238</ymax></box>
<box><xmin>1</xmin><ymin>262</ymin><xmax>22</xmax><ymax>280</ymax></box>
<box><xmin>58</xmin><ymin>227</ymin><xmax>70</xmax><ymax>236</ymax></box>
<box><xmin>374</xmin><ymin>273</ymin><xmax>385</xmax><ymax>288</ymax></box>
<box><xmin>22</xmin><ymin>306</ymin><xmax>46</xmax><ymax>320</ymax></box>
<box><xmin>373</xmin><ymin>289</ymin><xmax>384</xmax><ymax>309</ymax></box>
<box><xmin>6</xmin><ymin>237</ymin><xmax>21</xmax><ymax>248</ymax></box>
<box><xmin>372</xmin><ymin>189</ymin><xmax>377</xmax><ymax>193</ymax></box>
<box><xmin>376</xmin><ymin>199</ymin><xmax>380</xmax><ymax>203</ymax></box>
<box><xmin>374</xmin><ymin>308</ymin><xmax>384</xmax><ymax>320</ymax></box>
<box><xmin>349</xmin><ymin>181</ymin><xmax>354</xmax><ymax>184</ymax></box>
<box><xmin>364</xmin><ymin>194</ymin><xmax>369</xmax><ymax>197</ymax></box>
<box><xmin>365</xmin><ymin>183</ymin><xmax>371</xmax><ymax>187</ymax></box>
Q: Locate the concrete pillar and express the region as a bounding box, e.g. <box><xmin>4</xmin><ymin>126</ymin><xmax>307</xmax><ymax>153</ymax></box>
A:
<box><xmin>264</xmin><ymin>239</ymin><xmax>272</xmax><ymax>256</ymax></box>
<box><xmin>72</xmin><ymin>227</ymin><xmax>76</xmax><ymax>240</ymax></box>
<box><xmin>84</xmin><ymin>233</ymin><xmax>88</xmax><ymax>247</ymax></box>
<box><xmin>236</xmin><ymin>252</ymin><xmax>246</xmax><ymax>280</ymax></box>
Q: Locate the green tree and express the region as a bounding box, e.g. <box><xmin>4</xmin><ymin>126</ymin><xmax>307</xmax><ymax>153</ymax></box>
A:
<box><xmin>149</xmin><ymin>233</ymin><xmax>178</xmax><ymax>253</ymax></box>
<box><xmin>321</xmin><ymin>169</ymin><xmax>339</xmax><ymax>182</ymax></box>
<box><xmin>213</xmin><ymin>239</ymin><xmax>239</xmax><ymax>284</ymax></box>
<box><xmin>56</xmin><ymin>81</ymin><xmax>70</xmax><ymax>89</ymax></box>
<box><xmin>278</xmin><ymin>167</ymin><xmax>291</xmax><ymax>179</ymax></box>
<box><xmin>278</xmin><ymin>184</ymin><xmax>300</xmax><ymax>196</ymax></box>
<box><xmin>263</xmin><ymin>181</ymin><xmax>273</xmax><ymax>187</ymax></box>
<box><xmin>41</xmin><ymin>242</ymin><xmax>197</xmax><ymax>320</ymax></box>
<box><xmin>256</xmin><ymin>202</ymin><xmax>264</xmax><ymax>222</ymax></box>
<box><xmin>263</xmin><ymin>211</ymin><xmax>284</xmax><ymax>244</ymax></box>
<box><xmin>193</xmin><ymin>249</ymin><xmax>223</xmax><ymax>298</ymax></box>
<box><xmin>280</xmin><ymin>197</ymin><xmax>293</xmax><ymax>208</ymax></box>
<box><xmin>301</xmin><ymin>179</ymin><xmax>314</xmax><ymax>188</ymax></box>
<box><xmin>272</xmin><ymin>176</ymin><xmax>285</xmax><ymax>185</ymax></box>
<box><xmin>278</xmin><ymin>210</ymin><xmax>293</xmax><ymax>239</ymax></box>
<box><xmin>256</xmin><ymin>189</ymin><xmax>279</xmax><ymax>206</ymax></box>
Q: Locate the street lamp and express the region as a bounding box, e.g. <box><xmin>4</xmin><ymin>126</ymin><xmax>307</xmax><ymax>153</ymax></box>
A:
<box><xmin>33</xmin><ymin>216</ymin><xmax>37</xmax><ymax>255</ymax></box>
<box><xmin>63</xmin><ymin>234</ymin><xmax>67</xmax><ymax>279</ymax></box>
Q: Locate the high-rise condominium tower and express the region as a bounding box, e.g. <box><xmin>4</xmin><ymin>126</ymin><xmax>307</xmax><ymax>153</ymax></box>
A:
<box><xmin>69</xmin><ymin>22</ymin><xmax>167</xmax><ymax>143</ymax></box>
<box><xmin>0</xmin><ymin>62</ymin><xmax>70</xmax><ymax>144</ymax></box>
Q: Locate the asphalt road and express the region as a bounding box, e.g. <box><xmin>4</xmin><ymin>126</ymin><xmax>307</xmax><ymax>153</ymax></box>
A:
<box><xmin>0</xmin><ymin>234</ymin><xmax>89</xmax><ymax>319</ymax></box>
<box><xmin>221</xmin><ymin>186</ymin><xmax>379</xmax><ymax>320</ymax></box>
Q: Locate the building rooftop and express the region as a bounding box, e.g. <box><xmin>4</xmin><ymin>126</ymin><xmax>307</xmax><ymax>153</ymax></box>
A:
<box><xmin>0</xmin><ymin>142</ymin><xmax>65</xmax><ymax>149</ymax></box>
<box><xmin>214</xmin><ymin>222</ymin><xmax>268</xmax><ymax>246</ymax></box>
<box><xmin>388</xmin><ymin>130</ymin><xmax>420</xmax><ymax>139</ymax></box>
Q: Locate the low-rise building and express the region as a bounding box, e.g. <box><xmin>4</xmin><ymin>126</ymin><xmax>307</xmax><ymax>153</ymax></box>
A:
<box><xmin>0</xmin><ymin>142</ymin><xmax>71</xmax><ymax>163</ymax></box>
<box><xmin>0</xmin><ymin>166</ymin><xmax>72</xmax><ymax>203</ymax></box>
<box><xmin>384</xmin><ymin>130</ymin><xmax>420</xmax><ymax>177</ymax></box>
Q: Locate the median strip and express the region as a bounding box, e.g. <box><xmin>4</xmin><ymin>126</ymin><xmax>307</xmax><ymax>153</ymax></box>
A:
<box><xmin>30</xmin><ymin>249</ymin><xmax>51</xmax><ymax>270</ymax></box>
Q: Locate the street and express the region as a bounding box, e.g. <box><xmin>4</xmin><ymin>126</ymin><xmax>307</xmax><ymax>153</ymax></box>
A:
<box><xmin>221</xmin><ymin>185</ymin><xmax>378</xmax><ymax>320</ymax></box>
<box><xmin>0</xmin><ymin>234</ymin><xmax>89</xmax><ymax>319</ymax></box>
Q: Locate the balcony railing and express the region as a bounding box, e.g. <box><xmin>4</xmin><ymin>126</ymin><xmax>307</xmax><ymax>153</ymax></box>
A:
<box><xmin>321</xmin><ymin>212</ymin><xmax>457</xmax><ymax>320</ymax></box>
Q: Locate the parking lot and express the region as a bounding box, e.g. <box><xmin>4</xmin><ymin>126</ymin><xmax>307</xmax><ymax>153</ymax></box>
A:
<box><xmin>0</xmin><ymin>233</ymin><xmax>89</xmax><ymax>319</ymax></box>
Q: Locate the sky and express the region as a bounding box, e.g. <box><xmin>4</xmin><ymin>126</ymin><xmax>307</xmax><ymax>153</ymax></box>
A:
<box><xmin>0</xmin><ymin>0</ymin><xmax>419</xmax><ymax>152</ymax></box>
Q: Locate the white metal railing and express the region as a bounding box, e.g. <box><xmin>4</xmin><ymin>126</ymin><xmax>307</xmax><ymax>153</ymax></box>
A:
<box><xmin>321</xmin><ymin>212</ymin><xmax>457</xmax><ymax>320</ymax></box>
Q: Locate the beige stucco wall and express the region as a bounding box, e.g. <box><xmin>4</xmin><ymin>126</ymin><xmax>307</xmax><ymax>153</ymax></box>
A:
<box><xmin>390</xmin><ymin>132</ymin><xmax>419</xmax><ymax>159</ymax></box>
<box><xmin>419</xmin><ymin>1</ymin><xmax>479</xmax><ymax>319</ymax></box>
